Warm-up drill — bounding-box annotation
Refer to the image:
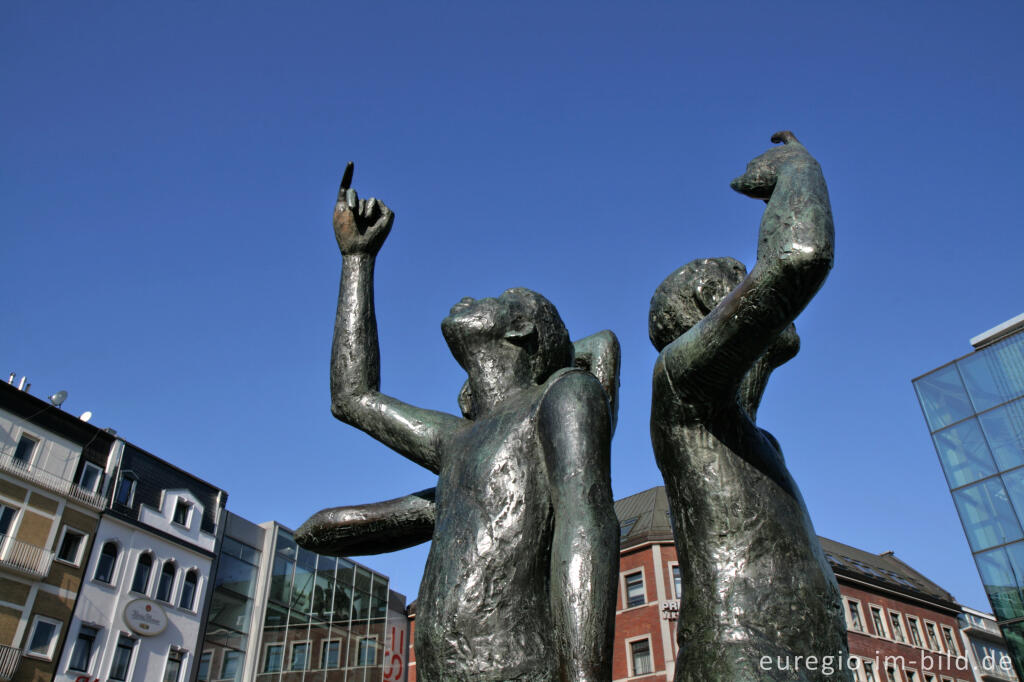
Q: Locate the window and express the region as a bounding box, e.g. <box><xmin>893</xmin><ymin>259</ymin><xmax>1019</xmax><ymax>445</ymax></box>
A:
<box><xmin>173</xmin><ymin>499</ymin><xmax>191</xmax><ymax>527</ymax></box>
<box><xmin>156</xmin><ymin>562</ymin><xmax>176</xmax><ymax>602</ymax></box>
<box><xmin>889</xmin><ymin>611</ymin><xmax>906</xmax><ymax>642</ymax></box>
<box><xmin>886</xmin><ymin>666</ymin><xmax>898</xmax><ymax>682</ymax></box>
<box><xmin>197</xmin><ymin>651</ymin><xmax>212</xmax><ymax>681</ymax></box>
<box><xmin>291</xmin><ymin>642</ymin><xmax>310</xmax><ymax>670</ymax></box>
<box><xmin>620</xmin><ymin>516</ymin><xmax>638</xmax><ymax>536</ymax></box>
<box><xmin>13</xmin><ymin>434</ymin><xmax>38</xmax><ymax>464</ymax></box>
<box><xmin>671</xmin><ymin>564</ymin><xmax>682</xmax><ymax>599</ymax></box>
<box><xmin>925</xmin><ymin>621</ymin><xmax>941</xmax><ymax>650</ymax></box>
<box><xmin>863</xmin><ymin>661</ymin><xmax>877</xmax><ymax>682</ymax></box>
<box><xmin>56</xmin><ymin>527</ymin><xmax>87</xmax><ymax>565</ymax></box>
<box><xmin>78</xmin><ymin>462</ymin><xmax>103</xmax><ymax>493</ymax></box>
<box><xmin>924</xmin><ymin>675</ymin><xmax>936</xmax><ymax>682</ymax></box>
<box><xmin>322</xmin><ymin>640</ymin><xmax>340</xmax><ymax>669</ymax></box>
<box><xmin>114</xmin><ymin>474</ymin><xmax>136</xmax><ymax>506</ymax></box>
<box><xmin>69</xmin><ymin>625</ymin><xmax>99</xmax><ymax>672</ymax></box>
<box><xmin>0</xmin><ymin>504</ymin><xmax>17</xmax><ymax>535</ymax></box>
<box><xmin>25</xmin><ymin>616</ymin><xmax>60</xmax><ymax>659</ymax></box>
<box><xmin>263</xmin><ymin>644</ymin><xmax>283</xmax><ymax>673</ymax></box>
<box><xmin>871</xmin><ymin>606</ymin><xmax>887</xmax><ymax>637</ymax></box>
<box><xmin>95</xmin><ymin>542</ymin><xmax>118</xmax><ymax>583</ymax></box>
<box><xmin>357</xmin><ymin>637</ymin><xmax>377</xmax><ymax>666</ymax></box>
<box><xmin>630</xmin><ymin>638</ymin><xmax>653</xmax><ymax>676</ymax></box>
<box><xmin>625</xmin><ymin>571</ymin><xmax>645</xmax><ymax>608</ymax></box>
<box><xmin>847</xmin><ymin>600</ymin><xmax>864</xmax><ymax>631</ymax></box>
<box><xmin>109</xmin><ymin>635</ymin><xmax>136</xmax><ymax>681</ymax></box>
<box><xmin>220</xmin><ymin>650</ymin><xmax>241</xmax><ymax>680</ymax></box>
<box><xmin>905</xmin><ymin>671</ymin><xmax>917</xmax><ymax>682</ymax></box>
<box><xmin>131</xmin><ymin>553</ymin><xmax>153</xmax><ymax>594</ymax></box>
<box><xmin>941</xmin><ymin>626</ymin><xmax>958</xmax><ymax>655</ymax></box>
<box><xmin>163</xmin><ymin>649</ymin><xmax>184</xmax><ymax>682</ymax></box>
<box><xmin>180</xmin><ymin>570</ymin><xmax>198</xmax><ymax>610</ymax></box>
<box><xmin>907</xmin><ymin>615</ymin><xmax>923</xmax><ymax>647</ymax></box>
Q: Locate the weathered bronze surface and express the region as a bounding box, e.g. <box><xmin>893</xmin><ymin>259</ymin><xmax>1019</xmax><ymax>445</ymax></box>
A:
<box><xmin>649</xmin><ymin>133</ymin><xmax>851</xmax><ymax>681</ymax></box>
<box><xmin>296</xmin><ymin>165</ymin><xmax>620</xmax><ymax>681</ymax></box>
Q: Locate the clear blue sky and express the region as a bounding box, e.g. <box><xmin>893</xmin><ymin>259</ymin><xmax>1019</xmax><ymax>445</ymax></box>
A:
<box><xmin>3</xmin><ymin>2</ymin><xmax>1022</xmax><ymax>608</ymax></box>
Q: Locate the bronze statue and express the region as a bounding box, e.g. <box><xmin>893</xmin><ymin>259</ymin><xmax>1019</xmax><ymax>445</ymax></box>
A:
<box><xmin>649</xmin><ymin>133</ymin><xmax>850</xmax><ymax>681</ymax></box>
<box><xmin>296</xmin><ymin>164</ymin><xmax>620</xmax><ymax>681</ymax></box>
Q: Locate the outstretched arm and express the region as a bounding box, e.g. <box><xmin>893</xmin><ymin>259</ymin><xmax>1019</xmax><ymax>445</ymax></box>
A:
<box><xmin>539</xmin><ymin>371</ymin><xmax>618</xmax><ymax>682</ymax></box>
<box><xmin>295</xmin><ymin>488</ymin><xmax>436</xmax><ymax>556</ymax></box>
<box><xmin>662</xmin><ymin>132</ymin><xmax>834</xmax><ymax>401</ymax></box>
<box><xmin>331</xmin><ymin>164</ymin><xmax>463</xmax><ymax>473</ymax></box>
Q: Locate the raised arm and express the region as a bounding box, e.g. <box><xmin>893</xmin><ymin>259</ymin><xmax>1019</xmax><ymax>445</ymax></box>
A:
<box><xmin>539</xmin><ymin>371</ymin><xmax>618</xmax><ymax>682</ymax></box>
<box><xmin>331</xmin><ymin>163</ymin><xmax>463</xmax><ymax>472</ymax></box>
<box><xmin>662</xmin><ymin>132</ymin><xmax>834</xmax><ymax>400</ymax></box>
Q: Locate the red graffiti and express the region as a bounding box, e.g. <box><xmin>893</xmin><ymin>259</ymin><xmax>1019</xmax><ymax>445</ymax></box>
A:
<box><xmin>383</xmin><ymin>625</ymin><xmax>406</xmax><ymax>680</ymax></box>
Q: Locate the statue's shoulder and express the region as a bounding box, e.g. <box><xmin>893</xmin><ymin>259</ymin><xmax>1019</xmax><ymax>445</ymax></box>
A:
<box><xmin>538</xmin><ymin>367</ymin><xmax>605</xmax><ymax>410</ymax></box>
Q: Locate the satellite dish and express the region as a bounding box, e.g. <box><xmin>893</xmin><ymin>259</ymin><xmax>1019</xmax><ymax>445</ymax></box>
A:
<box><xmin>49</xmin><ymin>390</ymin><xmax>68</xmax><ymax>407</ymax></box>
<box><xmin>79</xmin><ymin>411</ymin><xmax>93</xmax><ymax>423</ymax></box>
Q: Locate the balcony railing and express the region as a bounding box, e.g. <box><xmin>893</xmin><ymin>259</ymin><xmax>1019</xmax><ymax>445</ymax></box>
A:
<box><xmin>0</xmin><ymin>644</ymin><xmax>20</xmax><ymax>681</ymax></box>
<box><xmin>0</xmin><ymin>450</ymin><xmax>106</xmax><ymax>510</ymax></box>
<box><xmin>0</xmin><ymin>534</ymin><xmax>54</xmax><ymax>578</ymax></box>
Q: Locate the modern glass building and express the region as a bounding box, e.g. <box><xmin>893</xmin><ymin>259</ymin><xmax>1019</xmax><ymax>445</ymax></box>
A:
<box><xmin>913</xmin><ymin>312</ymin><xmax>1024</xmax><ymax>677</ymax></box>
<box><xmin>197</xmin><ymin>513</ymin><xmax>409</xmax><ymax>682</ymax></box>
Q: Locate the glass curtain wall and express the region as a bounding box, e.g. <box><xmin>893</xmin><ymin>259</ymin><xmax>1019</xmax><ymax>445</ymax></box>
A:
<box><xmin>256</xmin><ymin>527</ymin><xmax>389</xmax><ymax>682</ymax></box>
<box><xmin>199</xmin><ymin>535</ymin><xmax>263</xmax><ymax>681</ymax></box>
<box><xmin>914</xmin><ymin>330</ymin><xmax>1024</xmax><ymax>678</ymax></box>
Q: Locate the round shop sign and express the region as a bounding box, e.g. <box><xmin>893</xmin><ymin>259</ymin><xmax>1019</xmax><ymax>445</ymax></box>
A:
<box><xmin>123</xmin><ymin>598</ymin><xmax>168</xmax><ymax>637</ymax></box>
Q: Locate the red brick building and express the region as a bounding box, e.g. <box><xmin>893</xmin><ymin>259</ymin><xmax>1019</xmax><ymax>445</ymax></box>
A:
<box><xmin>407</xmin><ymin>486</ymin><xmax>980</xmax><ymax>682</ymax></box>
<box><xmin>612</xmin><ymin>487</ymin><xmax>980</xmax><ymax>682</ymax></box>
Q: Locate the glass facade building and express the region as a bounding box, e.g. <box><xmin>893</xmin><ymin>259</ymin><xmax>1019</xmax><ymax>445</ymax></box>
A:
<box><xmin>913</xmin><ymin>315</ymin><xmax>1024</xmax><ymax>677</ymax></box>
<box><xmin>197</xmin><ymin>513</ymin><xmax>407</xmax><ymax>682</ymax></box>
<box><xmin>256</xmin><ymin>526</ymin><xmax>392</xmax><ymax>681</ymax></box>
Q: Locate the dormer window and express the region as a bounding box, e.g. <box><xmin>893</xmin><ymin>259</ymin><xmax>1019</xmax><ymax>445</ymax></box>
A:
<box><xmin>114</xmin><ymin>473</ymin><xmax>136</xmax><ymax>507</ymax></box>
<box><xmin>173</xmin><ymin>499</ymin><xmax>192</xmax><ymax>527</ymax></box>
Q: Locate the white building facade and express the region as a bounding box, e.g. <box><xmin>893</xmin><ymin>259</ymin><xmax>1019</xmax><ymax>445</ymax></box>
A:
<box><xmin>54</xmin><ymin>443</ymin><xmax>225</xmax><ymax>682</ymax></box>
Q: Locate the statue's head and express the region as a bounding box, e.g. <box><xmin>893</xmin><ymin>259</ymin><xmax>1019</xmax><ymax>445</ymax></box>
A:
<box><xmin>648</xmin><ymin>257</ymin><xmax>747</xmax><ymax>351</ymax></box>
<box><xmin>442</xmin><ymin>287</ymin><xmax>573</xmax><ymax>385</ymax></box>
